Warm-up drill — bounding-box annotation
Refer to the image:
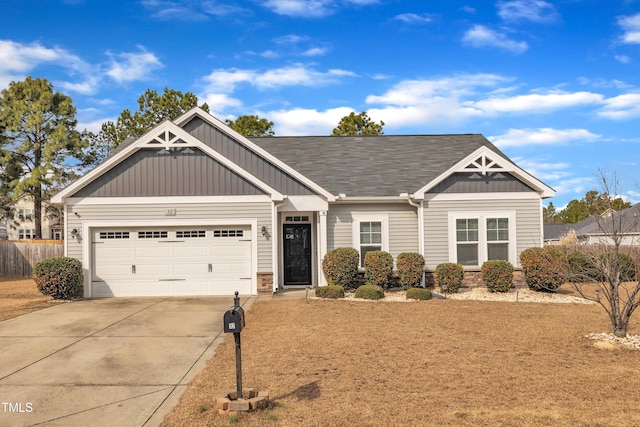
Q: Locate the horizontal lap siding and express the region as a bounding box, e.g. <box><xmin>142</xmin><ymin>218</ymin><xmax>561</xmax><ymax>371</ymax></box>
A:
<box><xmin>327</xmin><ymin>203</ymin><xmax>419</xmax><ymax>258</ymax></box>
<box><xmin>66</xmin><ymin>202</ymin><xmax>273</xmax><ymax>272</ymax></box>
<box><xmin>423</xmin><ymin>198</ymin><xmax>541</xmax><ymax>270</ymax></box>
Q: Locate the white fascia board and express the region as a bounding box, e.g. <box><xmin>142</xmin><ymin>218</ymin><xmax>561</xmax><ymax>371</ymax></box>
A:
<box><xmin>174</xmin><ymin>107</ymin><xmax>335</xmax><ymax>202</ymax></box>
<box><xmin>413</xmin><ymin>146</ymin><xmax>555</xmax><ymax>200</ymax></box>
<box><xmin>65</xmin><ymin>195</ymin><xmax>272</xmax><ymax>206</ymax></box>
<box><xmin>332</xmin><ymin>196</ymin><xmax>410</xmax><ymax>204</ymax></box>
<box><xmin>423</xmin><ymin>192</ymin><xmax>541</xmax><ymax>201</ymax></box>
<box><xmin>52</xmin><ymin>120</ymin><xmax>284</xmax><ymax>203</ymax></box>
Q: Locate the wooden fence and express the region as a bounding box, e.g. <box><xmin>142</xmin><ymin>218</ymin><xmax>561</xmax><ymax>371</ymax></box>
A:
<box><xmin>0</xmin><ymin>240</ymin><xmax>64</xmax><ymax>277</ymax></box>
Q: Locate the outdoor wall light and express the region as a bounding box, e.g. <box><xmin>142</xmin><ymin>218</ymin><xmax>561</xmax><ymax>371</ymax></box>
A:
<box><xmin>70</xmin><ymin>228</ymin><xmax>78</xmax><ymax>237</ymax></box>
<box><xmin>261</xmin><ymin>225</ymin><xmax>267</xmax><ymax>236</ymax></box>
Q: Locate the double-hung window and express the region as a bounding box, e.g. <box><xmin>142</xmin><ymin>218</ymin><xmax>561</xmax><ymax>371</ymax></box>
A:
<box><xmin>450</xmin><ymin>212</ymin><xmax>515</xmax><ymax>267</ymax></box>
<box><xmin>353</xmin><ymin>214</ymin><xmax>389</xmax><ymax>267</ymax></box>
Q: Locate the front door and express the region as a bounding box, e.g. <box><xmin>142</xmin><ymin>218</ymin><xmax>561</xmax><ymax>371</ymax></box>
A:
<box><xmin>283</xmin><ymin>224</ymin><xmax>312</xmax><ymax>285</ymax></box>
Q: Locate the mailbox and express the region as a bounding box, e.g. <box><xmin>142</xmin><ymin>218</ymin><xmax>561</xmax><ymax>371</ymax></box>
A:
<box><xmin>224</xmin><ymin>306</ymin><xmax>245</xmax><ymax>333</ymax></box>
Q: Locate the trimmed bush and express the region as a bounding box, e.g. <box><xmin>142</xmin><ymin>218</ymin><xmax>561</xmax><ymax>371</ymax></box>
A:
<box><xmin>354</xmin><ymin>284</ymin><xmax>385</xmax><ymax>300</ymax></box>
<box><xmin>481</xmin><ymin>260</ymin><xmax>514</xmax><ymax>292</ymax></box>
<box><xmin>322</xmin><ymin>248</ymin><xmax>360</xmax><ymax>290</ymax></box>
<box><xmin>33</xmin><ymin>257</ymin><xmax>83</xmax><ymax>300</ymax></box>
<box><xmin>396</xmin><ymin>252</ymin><xmax>425</xmax><ymax>290</ymax></box>
<box><xmin>568</xmin><ymin>251</ymin><xmax>599</xmax><ymax>282</ymax></box>
<box><xmin>364</xmin><ymin>251</ymin><xmax>394</xmax><ymax>288</ymax></box>
<box><xmin>315</xmin><ymin>285</ymin><xmax>345</xmax><ymax>299</ymax></box>
<box><xmin>435</xmin><ymin>263</ymin><xmax>464</xmax><ymax>293</ymax></box>
<box><xmin>520</xmin><ymin>247</ymin><xmax>568</xmax><ymax>292</ymax></box>
<box><xmin>601</xmin><ymin>252</ymin><xmax>637</xmax><ymax>282</ymax></box>
<box><xmin>406</xmin><ymin>287</ymin><xmax>432</xmax><ymax>300</ymax></box>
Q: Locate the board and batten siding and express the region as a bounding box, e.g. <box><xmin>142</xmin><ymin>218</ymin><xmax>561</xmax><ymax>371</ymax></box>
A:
<box><xmin>65</xmin><ymin>201</ymin><xmax>273</xmax><ymax>272</ymax></box>
<box><xmin>326</xmin><ymin>203</ymin><xmax>419</xmax><ymax>258</ymax></box>
<box><xmin>423</xmin><ymin>197</ymin><xmax>542</xmax><ymax>270</ymax></box>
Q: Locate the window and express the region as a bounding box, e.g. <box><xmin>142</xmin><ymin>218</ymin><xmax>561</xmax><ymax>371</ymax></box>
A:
<box><xmin>214</xmin><ymin>230</ymin><xmax>244</xmax><ymax>238</ymax></box>
<box><xmin>99</xmin><ymin>231</ymin><xmax>130</xmax><ymax>239</ymax></box>
<box><xmin>138</xmin><ymin>231</ymin><xmax>168</xmax><ymax>239</ymax></box>
<box><xmin>449</xmin><ymin>212</ymin><xmax>515</xmax><ymax>267</ymax></box>
<box><xmin>176</xmin><ymin>230</ymin><xmax>206</xmax><ymax>238</ymax></box>
<box><xmin>285</xmin><ymin>216</ymin><xmax>309</xmax><ymax>222</ymax></box>
<box><xmin>18</xmin><ymin>229</ymin><xmax>35</xmax><ymax>239</ymax></box>
<box><xmin>18</xmin><ymin>209</ymin><xmax>33</xmax><ymax>221</ymax></box>
<box><xmin>352</xmin><ymin>214</ymin><xmax>389</xmax><ymax>267</ymax></box>
<box><xmin>456</xmin><ymin>219</ymin><xmax>478</xmax><ymax>266</ymax></box>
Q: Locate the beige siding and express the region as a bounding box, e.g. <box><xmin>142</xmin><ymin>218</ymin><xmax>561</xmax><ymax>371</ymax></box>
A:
<box><xmin>423</xmin><ymin>197</ymin><xmax>542</xmax><ymax>270</ymax></box>
<box><xmin>327</xmin><ymin>203</ymin><xmax>419</xmax><ymax>258</ymax></box>
<box><xmin>65</xmin><ymin>201</ymin><xmax>273</xmax><ymax>272</ymax></box>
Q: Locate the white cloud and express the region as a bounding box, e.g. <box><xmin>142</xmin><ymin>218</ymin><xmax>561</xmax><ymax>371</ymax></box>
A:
<box><xmin>393</xmin><ymin>13</ymin><xmax>433</xmax><ymax>25</ymax></box>
<box><xmin>141</xmin><ymin>0</ymin><xmax>246</xmax><ymax>21</ymax></box>
<box><xmin>268</xmin><ymin>106</ymin><xmax>354</xmax><ymax>135</ymax></box>
<box><xmin>301</xmin><ymin>47</ymin><xmax>329</xmax><ymax>57</ymax></box>
<box><xmin>462</xmin><ymin>25</ymin><xmax>528</xmax><ymax>53</ymax></box>
<box><xmin>200</xmin><ymin>93</ymin><xmax>244</xmax><ymax>114</ymax></box>
<box><xmin>262</xmin><ymin>0</ymin><xmax>377</xmax><ymax>17</ymax></box>
<box><xmin>105</xmin><ymin>47</ymin><xmax>163</xmax><ymax>83</ymax></box>
<box><xmin>615</xmin><ymin>54</ymin><xmax>631</xmax><ymax>63</ymax></box>
<box><xmin>598</xmin><ymin>93</ymin><xmax>640</xmax><ymax>119</ymax></box>
<box><xmin>470</xmin><ymin>91</ymin><xmax>604</xmax><ymax>114</ymax></box>
<box><xmin>274</xmin><ymin>34</ymin><xmax>308</xmax><ymax>44</ymax></box>
<box><xmin>489</xmin><ymin>128</ymin><xmax>600</xmax><ymax>148</ymax></box>
<box><xmin>498</xmin><ymin>0</ymin><xmax>558</xmax><ymax>23</ymax></box>
<box><xmin>510</xmin><ymin>157</ymin><xmax>572</xmax><ymax>181</ymax></box>
<box><xmin>618</xmin><ymin>13</ymin><xmax>640</xmax><ymax>44</ymax></box>
<box><xmin>202</xmin><ymin>64</ymin><xmax>357</xmax><ymax>93</ymax></box>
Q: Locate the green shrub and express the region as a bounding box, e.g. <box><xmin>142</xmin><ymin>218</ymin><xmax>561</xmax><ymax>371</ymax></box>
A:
<box><xmin>315</xmin><ymin>285</ymin><xmax>345</xmax><ymax>299</ymax></box>
<box><xmin>601</xmin><ymin>252</ymin><xmax>637</xmax><ymax>282</ymax></box>
<box><xmin>434</xmin><ymin>263</ymin><xmax>464</xmax><ymax>293</ymax></box>
<box><xmin>568</xmin><ymin>251</ymin><xmax>599</xmax><ymax>282</ymax></box>
<box><xmin>33</xmin><ymin>257</ymin><xmax>83</xmax><ymax>300</ymax></box>
<box><xmin>396</xmin><ymin>252</ymin><xmax>425</xmax><ymax>290</ymax></box>
<box><xmin>364</xmin><ymin>251</ymin><xmax>394</xmax><ymax>288</ymax></box>
<box><xmin>481</xmin><ymin>260</ymin><xmax>514</xmax><ymax>292</ymax></box>
<box><xmin>322</xmin><ymin>248</ymin><xmax>360</xmax><ymax>290</ymax></box>
<box><xmin>406</xmin><ymin>287</ymin><xmax>432</xmax><ymax>300</ymax></box>
<box><xmin>354</xmin><ymin>284</ymin><xmax>385</xmax><ymax>300</ymax></box>
<box><xmin>520</xmin><ymin>247</ymin><xmax>568</xmax><ymax>292</ymax></box>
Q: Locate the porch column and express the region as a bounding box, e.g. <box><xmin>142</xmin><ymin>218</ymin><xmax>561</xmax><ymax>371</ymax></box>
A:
<box><xmin>318</xmin><ymin>210</ymin><xmax>328</xmax><ymax>286</ymax></box>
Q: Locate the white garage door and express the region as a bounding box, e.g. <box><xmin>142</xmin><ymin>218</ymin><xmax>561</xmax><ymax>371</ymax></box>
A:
<box><xmin>91</xmin><ymin>226</ymin><xmax>252</xmax><ymax>297</ymax></box>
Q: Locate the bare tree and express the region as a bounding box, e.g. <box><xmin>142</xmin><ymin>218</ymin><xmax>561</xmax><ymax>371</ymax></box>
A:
<box><xmin>570</xmin><ymin>171</ymin><xmax>640</xmax><ymax>337</ymax></box>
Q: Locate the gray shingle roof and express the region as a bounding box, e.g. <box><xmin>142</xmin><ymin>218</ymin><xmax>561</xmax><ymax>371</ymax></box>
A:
<box><xmin>249</xmin><ymin>134</ymin><xmax>504</xmax><ymax>197</ymax></box>
<box><xmin>574</xmin><ymin>203</ymin><xmax>640</xmax><ymax>235</ymax></box>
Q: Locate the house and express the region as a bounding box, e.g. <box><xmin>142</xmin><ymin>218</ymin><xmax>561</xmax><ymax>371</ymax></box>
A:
<box><xmin>545</xmin><ymin>203</ymin><xmax>640</xmax><ymax>246</ymax></box>
<box><xmin>5</xmin><ymin>195</ymin><xmax>64</xmax><ymax>240</ymax></box>
<box><xmin>51</xmin><ymin>107</ymin><xmax>554</xmax><ymax>298</ymax></box>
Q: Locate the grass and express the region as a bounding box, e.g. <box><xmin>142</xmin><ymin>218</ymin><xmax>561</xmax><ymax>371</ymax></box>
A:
<box><xmin>162</xmin><ymin>286</ymin><xmax>640</xmax><ymax>427</ymax></box>
<box><xmin>0</xmin><ymin>276</ymin><xmax>59</xmax><ymax>321</ymax></box>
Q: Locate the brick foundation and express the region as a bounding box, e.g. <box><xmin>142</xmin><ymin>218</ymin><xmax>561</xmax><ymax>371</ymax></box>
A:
<box><xmin>256</xmin><ymin>273</ymin><xmax>273</xmax><ymax>294</ymax></box>
<box><xmin>425</xmin><ymin>270</ymin><xmax>526</xmax><ymax>289</ymax></box>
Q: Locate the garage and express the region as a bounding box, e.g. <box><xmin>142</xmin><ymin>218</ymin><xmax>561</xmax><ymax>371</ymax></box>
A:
<box><xmin>91</xmin><ymin>226</ymin><xmax>252</xmax><ymax>297</ymax></box>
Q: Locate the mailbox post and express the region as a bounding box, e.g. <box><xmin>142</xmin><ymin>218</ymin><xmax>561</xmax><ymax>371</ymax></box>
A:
<box><xmin>223</xmin><ymin>291</ymin><xmax>245</xmax><ymax>400</ymax></box>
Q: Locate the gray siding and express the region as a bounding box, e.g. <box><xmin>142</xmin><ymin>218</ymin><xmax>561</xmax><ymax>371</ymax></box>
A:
<box><xmin>327</xmin><ymin>203</ymin><xmax>419</xmax><ymax>258</ymax></box>
<box><xmin>428</xmin><ymin>172</ymin><xmax>535</xmax><ymax>194</ymax></box>
<box><xmin>66</xmin><ymin>201</ymin><xmax>273</xmax><ymax>272</ymax></box>
<box><xmin>183</xmin><ymin>117</ymin><xmax>316</xmax><ymax>196</ymax></box>
<box><xmin>423</xmin><ymin>197</ymin><xmax>541</xmax><ymax>270</ymax></box>
<box><xmin>73</xmin><ymin>148</ymin><xmax>266</xmax><ymax>197</ymax></box>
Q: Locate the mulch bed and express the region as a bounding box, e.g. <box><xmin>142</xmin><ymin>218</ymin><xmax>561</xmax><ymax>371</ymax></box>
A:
<box><xmin>162</xmin><ymin>290</ymin><xmax>640</xmax><ymax>426</ymax></box>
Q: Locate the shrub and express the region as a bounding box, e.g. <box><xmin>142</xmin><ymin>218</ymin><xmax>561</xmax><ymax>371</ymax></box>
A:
<box><xmin>396</xmin><ymin>252</ymin><xmax>425</xmax><ymax>290</ymax></box>
<box><xmin>481</xmin><ymin>260</ymin><xmax>514</xmax><ymax>292</ymax></box>
<box><xmin>354</xmin><ymin>284</ymin><xmax>385</xmax><ymax>300</ymax></box>
<box><xmin>520</xmin><ymin>247</ymin><xmax>568</xmax><ymax>292</ymax></box>
<box><xmin>364</xmin><ymin>251</ymin><xmax>394</xmax><ymax>288</ymax></box>
<box><xmin>322</xmin><ymin>248</ymin><xmax>360</xmax><ymax>290</ymax></box>
<box><xmin>406</xmin><ymin>287</ymin><xmax>432</xmax><ymax>300</ymax></box>
<box><xmin>33</xmin><ymin>257</ymin><xmax>83</xmax><ymax>300</ymax></box>
<box><xmin>315</xmin><ymin>285</ymin><xmax>345</xmax><ymax>299</ymax></box>
<box><xmin>434</xmin><ymin>263</ymin><xmax>464</xmax><ymax>293</ymax></box>
<box><xmin>568</xmin><ymin>251</ymin><xmax>599</xmax><ymax>282</ymax></box>
<box><xmin>601</xmin><ymin>252</ymin><xmax>637</xmax><ymax>282</ymax></box>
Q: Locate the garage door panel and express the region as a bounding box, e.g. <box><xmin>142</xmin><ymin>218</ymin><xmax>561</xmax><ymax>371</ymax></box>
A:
<box><xmin>93</xmin><ymin>282</ymin><xmax>133</xmax><ymax>297</ymax></box>
<box><xmin>211</xmin><ymin>244</ymin><xmax>250</xmax><ymax>257</ymax></box>
<box><xmin>135</xmin><ymin>246</ymin><xmax>172</xmax><ymax>258</ymax></box>
<box><xmin>135</xmin><ymin>263</ymin><xmax>171</xmax><ymax>276</ymax></box>
<box><xmin>174</xmin><ymin>281</ymin><xmax>209</xmax><ymax>295</ymax></box>
<box><xmin>136</xmin><ymin>281</ymin><xmax>173</xmax><ymax>295</ymax></box>
<box><xmin>174</xmin><ymin>263</ymin><xmax>209</xmax><ymax>275</ymax></box>
<box><xmin>173</xmin><ymin>245</ymin><xmax>209</xmax><ymax>257</ymax></box>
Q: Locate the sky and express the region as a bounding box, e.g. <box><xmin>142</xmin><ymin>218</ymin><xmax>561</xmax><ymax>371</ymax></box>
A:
<box><xmin>1</xmin><ymin>0</ymin><xmax>640</xmax><ymax>209</ymax></box>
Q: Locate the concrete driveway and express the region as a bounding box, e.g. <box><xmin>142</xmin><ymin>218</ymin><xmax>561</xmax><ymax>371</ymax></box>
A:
<box><xmin>0</xmin><ymin>295</ymin><xmax>255</xmax><ymax>427</ymax></box>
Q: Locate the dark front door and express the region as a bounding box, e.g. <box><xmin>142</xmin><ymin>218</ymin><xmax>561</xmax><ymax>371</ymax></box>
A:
<box><xmin>283</xmin><ymin>224</ymin><xmax>312</xmax><ymax>285</ymax></box>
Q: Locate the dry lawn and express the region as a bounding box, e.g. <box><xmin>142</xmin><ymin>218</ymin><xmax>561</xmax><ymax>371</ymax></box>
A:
<box><xmin>0</xmin><ymin>276</ymin><xmax>58</xmax><ymax>321</ymax></box>
<box><xmin>163</xmin><ymin>290</ymin><xmax>640</xmax><ymax>427</ymax></box>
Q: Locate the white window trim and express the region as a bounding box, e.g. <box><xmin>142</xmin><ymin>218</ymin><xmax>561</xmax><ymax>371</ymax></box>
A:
<box><xmin>352</xmin><ymin>214</ymin><xmax>389</xmax><ymax>267</ymax></box>
<box><xmin>448</xmin><ymin>211</ymin><xmax>517</xmax><ymax>268</ymax></box>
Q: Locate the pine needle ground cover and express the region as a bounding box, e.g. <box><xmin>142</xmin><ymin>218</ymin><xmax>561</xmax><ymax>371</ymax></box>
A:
<box><xmin>0</xmin><ymin>277</ymin><xmax>57</xmax><ymax>321</ymax></box>
<box><xmin>163</xmin><ymin>291</ymin><xmax>640</xmax><ymax>427</ymax></box>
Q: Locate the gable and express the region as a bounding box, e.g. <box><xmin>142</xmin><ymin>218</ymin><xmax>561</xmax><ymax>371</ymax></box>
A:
<box><xmin>72</xmin><ymin>147</ymin><xmax>267</xmax><ymax>197</ymax></box>
<box><xmin>427</xmin><ymin>172</ymin><xmax>536</xmax><ymax>194</ymax></box>
<box><xmin>183</xmin><ymin>116</ymin><xmax>317</xmax><ymax>196</ymax></box>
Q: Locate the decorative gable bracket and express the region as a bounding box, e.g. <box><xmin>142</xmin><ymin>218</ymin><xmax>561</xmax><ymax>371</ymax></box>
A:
<box><xmin>147</xmin><ymin>129</ymin><xmax>192</xmax><ymax>150</ymax></box>
<box><xmin>462</xmin><ymin>153</ymin><xmax>507</xmax><ymax>175</ymax></box>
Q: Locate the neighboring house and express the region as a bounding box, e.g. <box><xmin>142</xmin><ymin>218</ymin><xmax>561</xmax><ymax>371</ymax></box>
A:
<box><xmin>0</xmin><ymin>218</ymin><xmax>7</xmax><ymax>240</ymax></box>
<box><xmin>6</xmin><ymin>195</ymin><xmax>63</xmax><ymax>240</ymax></box>
<box><xmin>544</xmin><ymin>203</ymin><xmax>640</xmax><ymax>245</ymax></box>
<box><xmin>51</xmin><ymin>108</ymin><xmax>554</xmax><ymax>298</ymax></box>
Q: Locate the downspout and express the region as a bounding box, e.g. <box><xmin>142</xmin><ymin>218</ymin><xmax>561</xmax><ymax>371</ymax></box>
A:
<box><xmin>406</xmin><ymin>195</ymin><xmax>425</xmax><ymax>287</ymax></box>
<box><xmin>272</xmin><ymin>197</ymin><xmax>287</xmax><ymax>293</ymax></box>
